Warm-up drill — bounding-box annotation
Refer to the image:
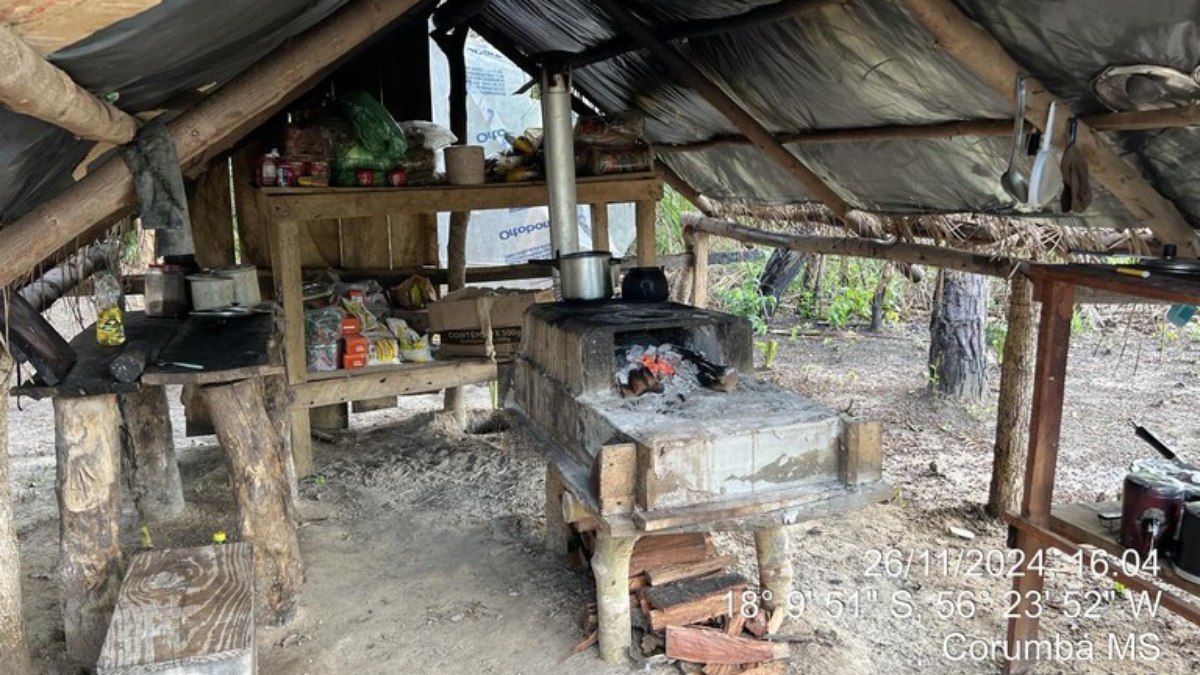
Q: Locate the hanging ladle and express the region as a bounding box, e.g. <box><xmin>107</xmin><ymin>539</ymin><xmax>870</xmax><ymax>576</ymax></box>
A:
<box><xmin>1000</xmin><ymin>75</ymin><xmax>1030</xmax><ymax>203</ymax></box>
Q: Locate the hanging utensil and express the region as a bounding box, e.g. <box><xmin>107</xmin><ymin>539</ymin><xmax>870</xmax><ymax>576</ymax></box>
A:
<box><xmin>1000</xmin><ymin>75</ymin><xmax>1030</xmax><ymax>203</ymax></box>
<box><xmin>1059</xmin><ymin>116</ymin><xmax>1091</xmax><ymax>212</ymax></box>
<box><xmin>1027</xmin><ymin>101</ymin><xmax>1063</xmax><ymax>208</ymax></box>
<box><xmin>1130</xmin><ymin>419</ymin><xmax>1183</xmax><ymax>463</ymax></box>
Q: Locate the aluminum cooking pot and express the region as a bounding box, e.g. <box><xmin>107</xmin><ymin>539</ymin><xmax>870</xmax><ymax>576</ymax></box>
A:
<box><xmin>558</xmin><ymin>250</ymin><xmax>613</xmax><ymax>301</ymax></box>
<box><xmin>532</xmin><ymin>250</ymin><xmax>613</xmax><ymax>301</ymax></box>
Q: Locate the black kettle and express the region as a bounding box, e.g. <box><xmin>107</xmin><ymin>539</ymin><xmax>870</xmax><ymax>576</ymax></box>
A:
<box><xmin>622</xmin><ymin>266</ymin><xmax>669</xmax><ymax>302</ymax></box>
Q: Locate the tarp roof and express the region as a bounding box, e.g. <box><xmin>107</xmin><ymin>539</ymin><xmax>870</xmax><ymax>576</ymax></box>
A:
<box><xmin>2</xmin><ymin>0</ymin><xmax>1200</xmax><ymax>239</ymax></box>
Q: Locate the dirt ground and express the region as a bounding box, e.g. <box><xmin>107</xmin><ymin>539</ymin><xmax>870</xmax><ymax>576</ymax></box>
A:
<box><xmin>6</xmin><ymin>306</ymin><xmax>1200</xmax><ymax>674</ymax></box>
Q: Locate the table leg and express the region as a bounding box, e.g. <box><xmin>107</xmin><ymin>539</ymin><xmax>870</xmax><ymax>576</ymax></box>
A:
<box><xmin>1005</xmin><ymin>280</ymin><xmax>1074</xmax><ymax>674</ymax></box>
<box><xmin>53</xmin><ymin>394</ymin><xmax>122</xmax><ymax>665</ymax></box>
<box><xmin>592</xmin><ymin>530</ymin><xmax>637</xmax><ymax>664</ymax></box>
<box><xmin>543</xmin><ymin>465</ymin><xmax>570</xmax><ymax>556</ymax></box>
<box><xmin>118</xmin><ymin>385</ymin><xmax>185</xmax><ymax>522</ymax></box>
<box><xmin>203</xmin><ymin>378</ymin><xmax>304</xmax><ymax>626</ymax></box>
<box><xmin>754</xmin><ymin>526</ymin><xmax>794</xmax><ymax>633</ymax></box>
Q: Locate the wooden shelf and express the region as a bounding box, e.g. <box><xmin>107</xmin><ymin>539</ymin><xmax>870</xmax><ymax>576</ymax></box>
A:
<box><xmin>290</xmin><ymin>357</ymin><xmax>498</xmax><ymax>408</ymax></box>
<box><xmin>258</xmin><ymin>173</ymin><xmax>663</xmax><ymax>221</ymax></box>
<box><xmin>1027</xmin><ymin>263</ymin><xmax>1200</xmax><ymax>306</ymax></box>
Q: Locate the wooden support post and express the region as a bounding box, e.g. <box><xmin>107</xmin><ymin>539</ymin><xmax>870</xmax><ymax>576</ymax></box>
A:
<box><xmin>544</xmin><ymin>465</ymin><xmax>570</xmax><ymax>556</ymax></box>
<box><xmin>690</xmin><ymin>231</ymin><xmax>711</xmax><ymax>307</ymax></box>
<box><xmin>54</xmin><ymin>394</ymin><xmax>123</xmax><ymax>666</ymax></box>
<box><xmin>753</xmin><ymin>526</ymin><xmax>793</xmax><ymax>632</ymax></box>
<box><xmin>441</xmin><ymin>25</ymin><xmax>471</xmax><ymax>428</ymax></box>
<box><xmin>635</xmin><ymin>200</ymin><xmax>657</xmax><ymax>266</ymax></box>
<box><xmin>0</xmin><ymin>349</ymin><xmax>33</xmax><ymax>675</ymax></box>
<box><xmin>1005</xmin><ymin>280</ymin><xmax>1074</xmax><ymax>673</ymax></box>
<box><xmin>590</xmin><ymin>202</ymin><xmax>610</xmax><ymax>251</ymax></box>
<box><xmin>592</xmin><ymin>531</ymin><xmax>638</xmax><ymax>664</ymax></box>
<box><xmin>269</xmin><ymin>217</ymin><xmax>314</xmax><ymax>478</ymax></box>
<box><xmin>202</xmin><ymin>378</ymin><xmax>304</xmax><ymax>626</ymax></box>
<box><xmin>988</xmin><ymin>274</ymin><xmax>1033</xmax><ymax>518</ymax></box>
<box><xmin>118</xmin><ymin>386</ymin><xmax>185</xmax><ymax>522</ymax></box>
<box><xmin>263</xmin><ymin>374</ymin><xmax>298</xmax><ymax>501</ymax></box>
<box><xmin>352</xmin><ymin>396</ymin><xmax>397</xmax><ymax>412</ymax></box>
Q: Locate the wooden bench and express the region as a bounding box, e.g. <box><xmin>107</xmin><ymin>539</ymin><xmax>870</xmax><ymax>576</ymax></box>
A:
<box><xmin>97</xmin><ymin>543</ymin><xmax>255</xmax><ymax>674</ymax></box>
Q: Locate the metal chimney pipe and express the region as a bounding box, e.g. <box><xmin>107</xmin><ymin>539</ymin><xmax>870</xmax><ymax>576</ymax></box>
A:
<box><xmin>539</xmin><ymin>53</ymin><xmax>580</xmax><ymax>257</ymax></box>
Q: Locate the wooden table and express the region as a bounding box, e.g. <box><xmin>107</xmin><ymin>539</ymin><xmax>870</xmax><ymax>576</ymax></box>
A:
<box><xmin>9</xmin><ymin>311</ymin><xmax>299</xmax><ymax>666</ymax></box>
<box><xmin>1003</xmin><ymin>263</ymin><xmax>1200</xmax><ymax>673</ymax></box>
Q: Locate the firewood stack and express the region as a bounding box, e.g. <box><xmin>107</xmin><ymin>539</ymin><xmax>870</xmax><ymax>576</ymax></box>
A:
<box><xmin>569</xmin><ymin>532</ymin><xmax>790</xmax><ymax>673</ymax></box>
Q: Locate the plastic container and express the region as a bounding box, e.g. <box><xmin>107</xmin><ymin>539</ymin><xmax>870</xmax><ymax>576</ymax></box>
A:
<box><xmin>187</xmin><ymin>273</ymin><xmax>235</xmax><ymax>311</ymax></box>
<box><xmin>145</xmin><ymin>263</ymin><xmax>189</xmax><ymax>317</ymax></box>
<box><xmin>93</xmin><ymin>272</ymin><xmax>125</xmax><ymax>346</ymax></box>
<box><xmin>445</xmin><ymin>145</ymin><xmax>486</xmax><ymax>185</ymax></box>
<box><xmin>213</xmin><ymin>265</ymin><xmax>261</xmax><ymax>307</ymax></box>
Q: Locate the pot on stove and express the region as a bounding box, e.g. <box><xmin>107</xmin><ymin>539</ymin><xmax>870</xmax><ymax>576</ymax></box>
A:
<box><xmin>1120</xmin><ymin>471</ymin><xmax>1185</xmax><ymax>558</ymax></box>
<box><xmin>538</xmin><ymin>250</ymin><xmax>613</xmax><ymax>301</ymax></box>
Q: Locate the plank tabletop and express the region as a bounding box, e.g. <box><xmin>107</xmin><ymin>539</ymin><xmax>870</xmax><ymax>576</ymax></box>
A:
<box><xmin>1027</xmin><ymin>263</ymin><xmax>1200</xmax><ymax>305</ymax></box>
<box><xmin>11</xmin><ymin>311</ymin><xmax>277</xmax><ymax>398</ymax></box>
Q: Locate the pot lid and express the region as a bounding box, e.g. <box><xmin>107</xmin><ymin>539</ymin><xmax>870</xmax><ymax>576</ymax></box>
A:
<box><xmin>1125</xmin><ymin>470</ymin><xmax>1186</xmax><ymax>497</ymax></box>
<box><xmin>1092</xmin><ymin>65</ymin><xmax>1200</xmax><ymax>112</ymax></box>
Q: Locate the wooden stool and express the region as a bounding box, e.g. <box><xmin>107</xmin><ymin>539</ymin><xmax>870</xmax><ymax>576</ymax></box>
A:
<box><xmin>97</xmin><ymin>543</ymin><xmax>256</xmax><ymax>674</ymax></box>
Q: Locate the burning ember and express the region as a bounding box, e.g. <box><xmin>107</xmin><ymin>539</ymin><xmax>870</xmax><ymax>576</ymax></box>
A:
<box><xmin>616</xmin><ymin>343</ymin><xmax>737</xmax><ymax>398</ymax></box>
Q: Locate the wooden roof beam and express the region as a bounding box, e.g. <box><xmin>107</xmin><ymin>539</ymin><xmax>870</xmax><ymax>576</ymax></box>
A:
<box><xmin>0</xmin><ymin>0</ymin><xmax>429</xmax><ymax>290</ymax></box>
<box><xmin>597</xmin><ymin>2</ymin><xmax>878</xmax><ymax>237</ymax></box>
<box><xmin>572</xmin><ymin>0</ymin><xmax>837</xmax><ymax>70</ymax></box>
<box><xmin>897</xmin><ymin>0</ymin><xmax>1200</xmax><ymax>256</ymax></box>
<box><xmin>0</xmin><ymin>24</ymin><xmax>139</xmax><ymax>144</ymax></box>
<box><xmin>656</xmin><ymin>105</ymin><xmax>1200</xmax><ymax>154</ymax></box>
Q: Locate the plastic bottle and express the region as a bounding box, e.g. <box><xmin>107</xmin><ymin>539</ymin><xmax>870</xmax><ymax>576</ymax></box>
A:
<box><xmin>94</xmin><ymin>272</ymin><xmax>126</xmax><ymax>346</ymax></box>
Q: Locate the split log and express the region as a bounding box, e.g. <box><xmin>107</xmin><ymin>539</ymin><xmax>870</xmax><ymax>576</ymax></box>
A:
<box><xmin>17</xmin><ymin>241</ymin><xmax>111</xmax><ymax>312</ymax></box>
<box><xmin>645</xmin><ymin>555</ymin><xmax>736</xmax><ymax>587</ymax></box>
<box><xmin>118</xmin><ymin>386</ymin><xmax>185</xmax><ymax>522</ymax></box>
<box><xmin>108</xmin><ymin>340</ymin><xmax>150</xmax><ymax>383</ymax></box>
<box><xmin>896</xmin><ymin>0</ymin><xmax>1200</xmax><ymax>256</ymax></box>
<box><xmin>0</xmin><ymin>290</ymin><xmax>76</xmax><ymax>386</ymax></box>
<box><xmin>928</xmin><ymin>269</ymin><xmax>988</xmax><ymax>403</ymax></box>
<box><xmin>0</xmin><ymin>0</ymin><xmax>430</xmax><ymax>289</ymax></box>
<box><xmin>682</xmin><ymin>214</ymin><xmax>1023</xmax><ymax>279</ymax></box>
<box><xmin>54</xmin><ymin>394</ymin><xmax>123</xmax><ymax>665</ymax></box>
<box><xmin>0</xmin><ymin>348</ymin><xmax>33</xmax><ymax>675</ymax></box>
<box><xmin>665</xmin><ymin>625</ymin><xmax>789</xmax><ymax>665</ymax></box>
<box><xmin>0</xmin><ymin>24</ymin><xmax>138</xmax><ymax>144</ymax></box>
<box><xmin>629</xmin><ymin>533</ymin><xmax>712</xmax><ymax>577</ymax></box>
<box><xmin>202</xmin><ymin>378</ymin><xmax>303</xmax><ymax>626</ymax></box>
<box><xmin>592</xmin><ymin>532</ymin><xmax>638</xmax><ymax>663</ymax></box>
<box><xmin>642</xmin><ymin>573</ymin><xmax>747</xmax><ymax>632</ymax></box>
<box><xmin>988</xmin><ymin>274</ymin><xmax>1033</xmax><ymax>517</ymax></box>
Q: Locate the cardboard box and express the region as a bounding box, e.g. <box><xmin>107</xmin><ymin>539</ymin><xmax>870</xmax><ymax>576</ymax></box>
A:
<box><xmin>428</xmin><ymin>287</ymin><xmax>551</xmax><ymax>358</ymax></box>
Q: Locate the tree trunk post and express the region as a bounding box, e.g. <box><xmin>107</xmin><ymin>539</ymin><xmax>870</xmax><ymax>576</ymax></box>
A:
<box><xmin>869</xmin><ymin>263</ymin><xmax>894</xmax><ymax>332</ymax></box>
<box><xmin>54</xmin><ymin>394</ymin><xmax>123</xmax><ymax>666</ymax></box>
<box><xmin>202</xmin><ymin>378</ymin><xmax>304</xmax><ymax>626</ymax></box>
<box><xmin>988</xmin><ymin>274</ymin><xmax>1034</xmax><ymax>517</ymax></box>
<box><xmin>0</xmin><ymin>348</ymin><xmax>33</xmax><ymax>674</ymax></box>
<box><xmin>689</xmin><ymin>230</ymin><xmax>711</xmax><ymax>308</ymax></box>
<box><xmin>592</xmin><ymin>531</ymin><xmax>638</xmax><ymax>664</ymax></box>
<box><xmin>118</xmin><ymin>386</ymin><xmax>185</xmax><ymax>522</ymax></box>
<box><xmin>754</xmin><ymin>526</ymin><xmax>794</xmax><ymax>632</ymax></box>
<box><xmin>440</xmin><ymin>25</ymin><xmax>470</xmax><ymax>429</ymax></box>
<box><xmin>543</xmin><ymin>465</ymin><xmax>570</xmax><ymax>556</ymax></box>
<box><xmin>758</xmin><ymin>248</ymin><xmax>806</xmax><ymax>319</ymax></box>
<box><xmin>928</xmin><ymin>269</ymin><xmax>988</xmax><ymax>403</ymax></box>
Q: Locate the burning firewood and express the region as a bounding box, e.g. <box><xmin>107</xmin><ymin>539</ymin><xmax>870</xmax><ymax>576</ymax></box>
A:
<box><xmin>680</xmin><ymin>347</ymin><xmax>738</xmax><ymax>392</ymax></box>
<box><xmin>620</xmin><ymin>363</ymin><xmax>663</xmax><ymax>397</ymax></box>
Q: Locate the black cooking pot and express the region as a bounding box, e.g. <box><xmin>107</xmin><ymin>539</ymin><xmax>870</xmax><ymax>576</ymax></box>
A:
<box><xmin>1120</xmin><ymin>471</ymin><xmax>1185</xmax><ymax>558</ymax></box>
<box><xmin>621</xmin><ymin>266</ymin><xmax>669</xmax><ymax>303</ymax></box>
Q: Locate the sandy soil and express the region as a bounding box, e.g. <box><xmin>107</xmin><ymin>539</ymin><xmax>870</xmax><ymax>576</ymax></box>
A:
<box><xmin>6</xmin><ymin>307</ymin><xmax>1200</xmax><ymax>674</ymax></box>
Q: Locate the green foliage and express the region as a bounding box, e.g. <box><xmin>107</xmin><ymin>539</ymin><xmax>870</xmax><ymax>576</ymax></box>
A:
<box><xmin>826</xmin><ymin>283</ymin><xmax>875</xmax><ymax>329</ymax></box>
<box><xmin>986</xmin><ymin>320</ymin><xmax>1008</xmax><ymax>363</ymax></box>
<box><xmin>755</xmin><ymin>339</ymin><xmax>779</xmax><ymax>369</ymax></box>
<box><xmin>655</xmin><ymin>186</ymin><xmax>690</xmax><ymax>254</ymax></box>
<box><xmin>1070</xmin><ymin>310</ymin><xmax>1093</xmax><ymax>335</ymax></box>
<box><xmin>716</xmin><ymin>261</ymin><xmax>774</xmax><ymax>335</ymax></box>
